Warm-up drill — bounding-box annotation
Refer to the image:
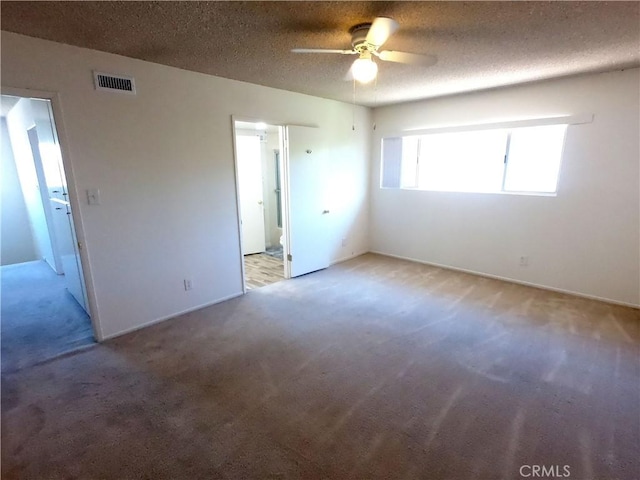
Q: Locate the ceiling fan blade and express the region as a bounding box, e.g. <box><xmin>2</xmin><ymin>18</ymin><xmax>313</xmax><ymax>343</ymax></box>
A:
<box><xmin>365</xmin><ymin>17</ymin><xmax>399</xmax><ymax>47</ymax></box>
<box><xmin>378</xmin><ymin>51</ymin><xmax>438</xmax><ymax>67</ymax></box>
<box><xmin>291</xmin><ymin>48</ymin><xmax>356</xmax><ymax>54</ymax></box>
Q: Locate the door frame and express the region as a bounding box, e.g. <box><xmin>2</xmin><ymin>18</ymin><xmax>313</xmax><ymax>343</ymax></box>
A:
<box><xmin>231</xmin><ymin>116</ymin><xmax>290</xmax><ymax>293</ymax></box>
<box><xmin>2</xmin><ymin>85</ymin><xmax>102</xmax><ymax>341</ymax></box>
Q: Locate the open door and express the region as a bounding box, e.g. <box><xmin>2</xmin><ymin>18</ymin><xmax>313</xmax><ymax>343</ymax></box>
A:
<box><xmin>25</xmin><ymin>125</ymin><xmax>63</xmax><ymax>273</ymax></box>
<box><xmin>284</xmin><ymin>125</ymin><xmax>332</xmax><ymax>278</ymax></box>
<box><xmin>236</xmin><ymin>134</ymin><xmax>267</xmax><ymax>255</ymax></box>
<box><xmin>35</xmin><ymin>98</ymin><xmax>88</xmax><ymax>313</ymax></box>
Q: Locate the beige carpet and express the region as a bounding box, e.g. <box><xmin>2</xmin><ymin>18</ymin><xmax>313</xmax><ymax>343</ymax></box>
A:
<box><xmin>2</xmin><ymin>254</ymin><xmax>638</xmax><ymax>479</ymax></box>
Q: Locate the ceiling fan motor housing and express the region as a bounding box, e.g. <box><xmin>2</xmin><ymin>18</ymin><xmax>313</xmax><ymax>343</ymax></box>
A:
<box><xmin>290</xmin><ymin>17</ymin><xmax>435</xmax><ymax>69</ymax></box>
<box><xmin>350</xmin><ymin>23</ymin><xmax>373</xmax><ymax>52</ymax></box>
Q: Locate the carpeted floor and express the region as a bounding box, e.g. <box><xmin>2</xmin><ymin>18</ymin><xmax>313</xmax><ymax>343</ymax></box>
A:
<box><xmin>1</xmin><ymin>260</ymin><xmax>95</xmax><ymax>374</ymax></box>
<box><xmin>1</xmin><ymin>254</ymin><xmax>638</xmax><ymax>479</ymax></box>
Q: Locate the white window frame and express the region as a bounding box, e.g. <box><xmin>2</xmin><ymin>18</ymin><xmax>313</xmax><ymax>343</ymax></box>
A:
<box><xmin>380</xmin><ymin>114</ymin><xmax>593</xmax><ymax>196</ymax></box>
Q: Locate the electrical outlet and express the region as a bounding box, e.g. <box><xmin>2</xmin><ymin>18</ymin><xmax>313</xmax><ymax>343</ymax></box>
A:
<box><xmin>342</xmin><ymin>237</ymin><xmax>348</xmax><ymax>247</ymax></box>
<box><xmin>519</xmin><ymin>256</ymin><xmax>529</xmax><ymax>267</ymax></box>
<box><xmin>184</xmin><ymin>279</ymin><xmax>193</xmax><ymax>291</ymax></box>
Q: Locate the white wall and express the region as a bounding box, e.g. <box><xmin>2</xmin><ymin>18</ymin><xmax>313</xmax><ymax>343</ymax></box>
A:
<box><xmin>0</xmin><ymin>117</ymin><xmax>38</xmax><ymax>265</ymax></box>
<box><xmin>5</xmin><ymin>98</ymin><xmax>57</xmax><ymax>270</ymax></box>
<box><xmin>31</xmin><ymin>98</ymin><xmax>66</xmax><ymax>196</ymax></box>
<box><xmin>1</xmin><ymin>32</ymin><xmax>371</xmax><ymax>339</ymax></box>
<box><xmin>371</xmin><ymin>69</ymin><xmax>640</xmax><ymax>306</ymax></box>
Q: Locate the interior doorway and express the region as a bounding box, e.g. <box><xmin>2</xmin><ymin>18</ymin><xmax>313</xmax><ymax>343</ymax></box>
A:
<box><xmin>233</xmin><ymin>119</ymin><xmax>334</xmax><ymax>291</ymax></box>
<box><xmin>234</xmin><ymin>120</ymin><xmax>285</xmax><ymax>290</ymax></box>
<box><xmin>1</xmin><ymin>93</ymin><xmax>94</xmax><ymax>371</ymax></box>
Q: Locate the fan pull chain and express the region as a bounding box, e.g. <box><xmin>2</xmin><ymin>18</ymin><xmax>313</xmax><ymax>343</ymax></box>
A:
<box><xmin>373</xmin><ymin>73</ymin><xmax>378</xmax><ymax>130</ymax></box>
<box><xmin>352</xmin><ymin>78</ymin><xmax>356</xmax><ymax>131</ymax></box>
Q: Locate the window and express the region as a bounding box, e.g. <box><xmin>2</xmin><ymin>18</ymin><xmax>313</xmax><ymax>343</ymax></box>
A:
<box><xmin>418</xmin><ymin>129</ymin><xmax>507</xmax><ymax>193</ymax></box>
<box><xmin>381</xmin><ymin>123</ymin><xmax>567</xmax><ymax>194</ymax></box>
<box><xmin>503</xmin><ymin>125</ymin><xmax>566</xmax><ymax>193</ymax></box>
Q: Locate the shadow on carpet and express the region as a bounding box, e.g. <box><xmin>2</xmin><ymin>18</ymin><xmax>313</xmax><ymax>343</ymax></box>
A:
<box><xmin>1</xmin><ymin>260</ymin><xmax>96</xmax><ymax>373</ymax></box>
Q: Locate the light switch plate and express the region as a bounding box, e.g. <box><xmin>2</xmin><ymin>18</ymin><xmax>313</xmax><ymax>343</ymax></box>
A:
<box><xmin>87</xmin><ymin>188</ymin><xmax>101</xmax><ymax>205</ymax></box>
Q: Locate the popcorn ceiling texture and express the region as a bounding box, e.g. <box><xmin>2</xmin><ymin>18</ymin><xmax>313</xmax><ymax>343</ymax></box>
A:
<box><xmin>1</xmin><ymin>1</ymin><xmax>638</xmax><ymax>106</ymax></box>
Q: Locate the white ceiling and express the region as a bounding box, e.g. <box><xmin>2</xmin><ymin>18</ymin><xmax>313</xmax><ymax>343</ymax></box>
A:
<box><xmin>1</xmin><ymin>1</ymin><xmax>638</xmax><ymax>107</ymax></box>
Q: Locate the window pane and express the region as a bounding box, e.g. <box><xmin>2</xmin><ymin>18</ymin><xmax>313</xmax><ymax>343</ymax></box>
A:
<box><xmin>418</xmin><ymin>130</ymin><xmax>507</xmax><ymax>192</ymax></box>
<box><xmin>381</xmin><ymin>136</ymin><xmax>419</xmax><ymax>188</ymax></box>
<box><xmin>400</xmin><ymin>136</ymin><xmax>419</xmax><ymax>188</ymax></box>
<box><xmin>381</xmin><ymin>137</ymin><xmax>402</xmax><ymax>188</ymax></box>
<box><xmin>504</xmin><ymin>125</ymin><xmax>566</xmax><ymax>193</ymax></box>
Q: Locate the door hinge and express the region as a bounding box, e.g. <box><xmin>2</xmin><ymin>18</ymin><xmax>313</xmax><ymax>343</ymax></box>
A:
<box><xmin>77</xmin><ymin>241</ymin><xmax>83</xmax><ymax>251</ymax></box>
<box><xmin>287</xmin><ymin>254</ymin><xmax>292</xmax><ymax>262</ymax></box>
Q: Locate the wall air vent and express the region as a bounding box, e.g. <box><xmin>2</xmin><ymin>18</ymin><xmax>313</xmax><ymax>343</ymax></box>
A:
<box><xmin>93</xmin><ymin>71</ymin><xmax>136</xmax><ymax>95</ymax></box>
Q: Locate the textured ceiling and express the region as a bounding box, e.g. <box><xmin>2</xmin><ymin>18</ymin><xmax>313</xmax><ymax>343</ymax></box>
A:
<box><xmin>1</xmin><ymin>1</ymin><xmax>639</xmax><ymax>107</ymax></box>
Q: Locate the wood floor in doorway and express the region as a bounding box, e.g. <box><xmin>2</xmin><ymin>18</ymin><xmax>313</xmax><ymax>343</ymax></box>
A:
<box><xmin>244</xmin><ymin>253</ymin><xmax>284</xmax><ymax>290</ymax></box>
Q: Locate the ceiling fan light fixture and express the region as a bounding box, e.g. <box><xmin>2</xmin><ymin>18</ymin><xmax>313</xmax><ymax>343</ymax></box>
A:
<box><xmin>291</xmin><ymin>16</ymin><xmax>436</xmax><ymax>85</ymax></box>
<box><xmin>352</xmin><ymin>56</ymin><xmax>378</xmax><ymax>84</ymax></box>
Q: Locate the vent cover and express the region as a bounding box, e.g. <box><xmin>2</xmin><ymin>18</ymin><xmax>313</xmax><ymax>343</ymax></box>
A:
<box><xmin>93</xmin><ymin>71</ymin><xmax>136</xmax><ymax>95</ymax></box>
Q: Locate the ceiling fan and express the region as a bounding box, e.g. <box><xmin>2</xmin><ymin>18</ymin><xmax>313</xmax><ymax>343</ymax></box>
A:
<box><xmin>291</xmin><ymin>17</ymin><xmax>437</xmax><ymax>84</ymax></box>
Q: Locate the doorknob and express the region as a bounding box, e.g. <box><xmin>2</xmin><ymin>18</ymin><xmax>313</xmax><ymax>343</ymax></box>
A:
<box><xmin>258</xmin><ymin>200</ymin><xmax>263</xmax><ymax>205</ymax></box>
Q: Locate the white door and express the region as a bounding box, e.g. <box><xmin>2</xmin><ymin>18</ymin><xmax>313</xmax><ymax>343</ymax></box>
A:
<box><xmin>61</xmin><ymin>204</ymin><xmax>88</xmax><ymax>312</ymax></box>
<box><xmin>26</xmin><ymin>127</ymin><xmax>63</xmax><ymax>273</ymax></box>
<box><xmin>37</xmin><ymin>99</ymin><xmax>88</xmax><ymax>313</ymax></box>
<box><xmin>284</xmin><ymin>125</ymin><xmax>332</xmax><ymax>277</ymax></box>
<box><xmin>236</xmin><ymin>135</ymin><xmax>266</xmax><ymax>255</ymax></box>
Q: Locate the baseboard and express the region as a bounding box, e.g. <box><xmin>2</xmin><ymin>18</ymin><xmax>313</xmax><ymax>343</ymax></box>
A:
<box><xmin>369</xmin><ymin>250</ymin><xmax>640</xmax><ymax>309</ymax></box>
<box><xmin>101</xmin><ymin>291</ymin><xmax>245</xmax><ymax>341</ymax></box>
<box><xmin>330</xmin><ymin>249</ymin><xmax>369</xmax><ymax>266</ymax></box>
